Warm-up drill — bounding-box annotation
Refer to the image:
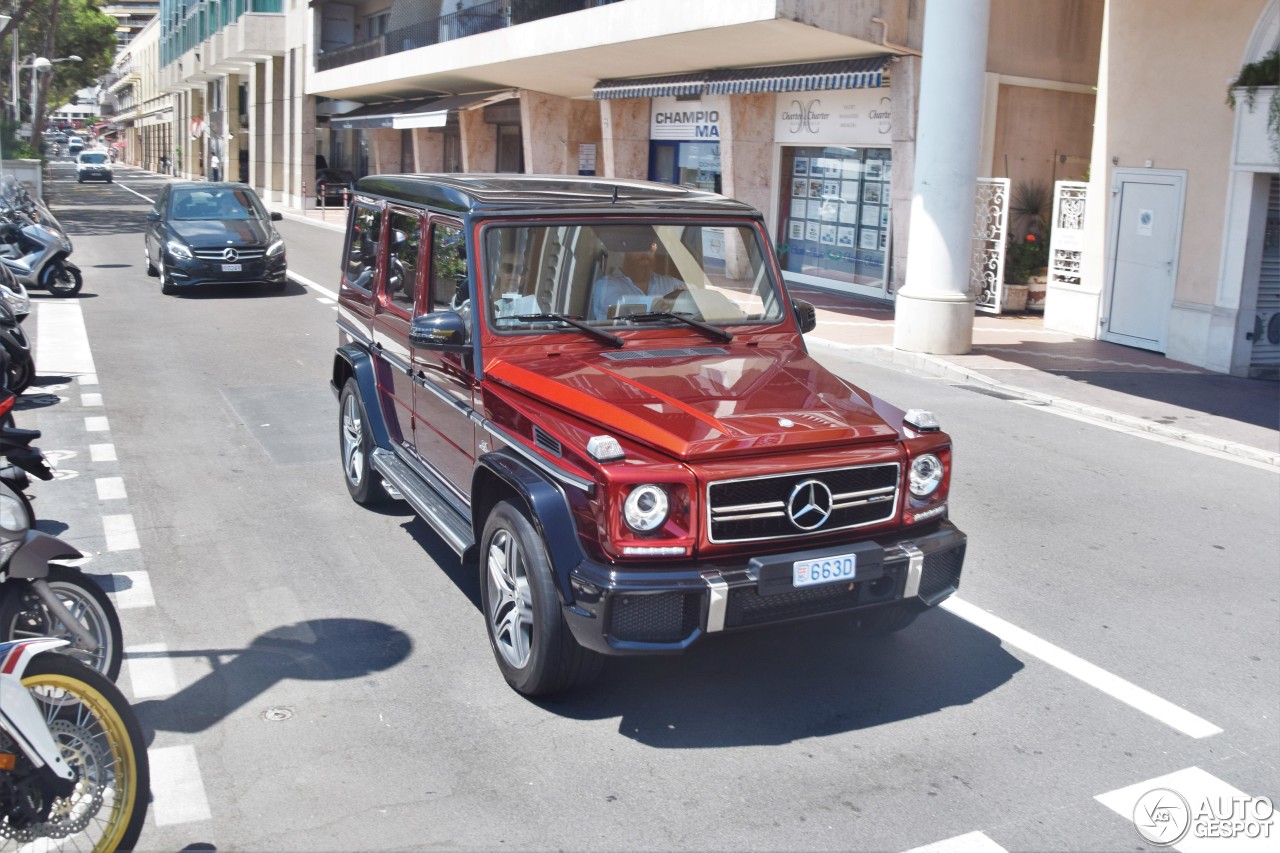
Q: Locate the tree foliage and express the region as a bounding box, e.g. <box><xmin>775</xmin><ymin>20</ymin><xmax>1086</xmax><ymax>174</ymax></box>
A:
<box><xmin>1</xmin><ymin>0</ymin><xmax>118</xmax><ymax>116</ymax></box>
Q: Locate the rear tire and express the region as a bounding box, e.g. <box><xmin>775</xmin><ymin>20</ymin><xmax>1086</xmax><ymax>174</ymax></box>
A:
<box><xmin>480</xmin><ymin>501</ymin><xmax>602</xmax><ymax>696</ymax></box>
<box><xmin>0</xmin><ymin>565</ymin><xmax>124</xmax><ymax>680</ymax></box>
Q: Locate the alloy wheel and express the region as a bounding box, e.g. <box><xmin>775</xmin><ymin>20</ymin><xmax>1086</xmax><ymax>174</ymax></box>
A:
<box><xmin>486</xmin><ymin>529</ymin><xmax>534</xmax><ymax>670</ymax></box>
<box><xmin>341</xmin><ymin>392</ymin><xmax>365</xmax><ymax>487</ymax></box>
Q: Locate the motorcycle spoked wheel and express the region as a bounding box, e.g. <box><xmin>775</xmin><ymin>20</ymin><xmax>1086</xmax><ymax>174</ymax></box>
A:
<box><xmin>0</xmin><ymin>652</ymin><xmax>149</xmax><ymax>852</ymax></box>
<box><xmin>42</xmin><ymin>263</ymin><xmax>83</xmax><ymax>297</ymax></box>
<box><xmin>0</xmin><ymin>566</ymin><xmax>124</xmax><ymax>681</ymax></box>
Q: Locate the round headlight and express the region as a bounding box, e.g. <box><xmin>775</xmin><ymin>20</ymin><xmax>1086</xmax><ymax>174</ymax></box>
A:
<box><xmin>0</xmin><ymin>488</ymin><xmax>31</xmax><ymax>533</ymax></box>
<box><xmin>623</xmin><ymin>484</ymin><xmax>669</xmax><ymax>533</ymax></box>
<box><xmin>909</xmin><ymin>454</ymin><xmax>944</xmax><ymax>497</ymax></box>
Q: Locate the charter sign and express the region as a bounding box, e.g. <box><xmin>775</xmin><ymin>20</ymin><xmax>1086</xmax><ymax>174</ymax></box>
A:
<box><xmin>774</xmin><ymin>88</ymin><xmax>892</xmax><ymax>145</ymax></box>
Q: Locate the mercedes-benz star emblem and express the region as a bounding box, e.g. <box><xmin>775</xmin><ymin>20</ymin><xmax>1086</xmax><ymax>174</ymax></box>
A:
<box><xmin>223</xmin><ymin>248</ymin><xmax>239</xmax><ymax>262</ymax></box>
<box><xmin>787</xmin><ymin>479</ymin><xmax>833</xmax><ymax>530</ymax></box>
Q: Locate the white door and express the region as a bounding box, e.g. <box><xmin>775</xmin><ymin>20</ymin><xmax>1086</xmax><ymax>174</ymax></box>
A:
<box><xmin>1103</xmin><ymin>171</ymin><xmax>1186</xmax><ymax>350</ymax></box>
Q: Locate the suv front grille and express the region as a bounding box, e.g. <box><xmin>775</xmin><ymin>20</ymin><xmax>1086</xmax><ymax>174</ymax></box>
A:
<box><xmin>193</xmin><ymin>247</ymin><xmax>266</xmax><ymax>261</ymax></box>
<box><xmin>707</xmin><ymin>463</ymin><xmax>899</xmax><ymax>543</ymax></box>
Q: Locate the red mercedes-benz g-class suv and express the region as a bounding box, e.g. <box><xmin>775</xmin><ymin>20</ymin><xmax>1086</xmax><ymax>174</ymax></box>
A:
<box><xmin>333</xmin><ymin>174</ymin><xmax>966</xmax><ymax>696</ymax></box>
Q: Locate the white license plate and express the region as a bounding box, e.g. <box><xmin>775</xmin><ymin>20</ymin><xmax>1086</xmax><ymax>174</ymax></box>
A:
<box><xmin>793</xmin><ymin>552</ymin><xmax>857</xmax><ymax>588</ymax></box>
<box><xmin>222</xmin><ymin>263</ymin><xmax>242</xmax><ymax>272</ymax></box>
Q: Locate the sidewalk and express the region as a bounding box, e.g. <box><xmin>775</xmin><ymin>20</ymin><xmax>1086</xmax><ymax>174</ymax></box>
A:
<box><xmin>273</xmin><ymin>203</ymin><xmax>1279</xmax><ymax>469</ymax></box>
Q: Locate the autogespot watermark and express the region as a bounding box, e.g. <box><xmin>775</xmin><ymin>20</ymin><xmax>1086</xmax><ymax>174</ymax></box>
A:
<box><xmin>1133</xmin><ymin>787</ymin><xmax>1275</xmax><ymax>845</ymax></box>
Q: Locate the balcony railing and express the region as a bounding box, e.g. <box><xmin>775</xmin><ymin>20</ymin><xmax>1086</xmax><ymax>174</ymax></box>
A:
<box><xmin>316</xmin><ymin>0</ymin><xmax>623</xmax><ymax>73</ymax></box>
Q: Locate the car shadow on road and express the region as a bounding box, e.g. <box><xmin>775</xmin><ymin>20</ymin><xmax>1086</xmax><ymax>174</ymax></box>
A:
<box><xmin>538</xmin><ymin>607</ymin><xmax>1022</xmax><ymax>748</ymax></box>
<box><xmin>131</xmin><ymin>618</ymin><xmax>413</xmax><ymax>737</ymax></box>
<box><xmin>165</xmin><ymin>280</ymin><xmax>304</xmax><ymax>299</ymax></box>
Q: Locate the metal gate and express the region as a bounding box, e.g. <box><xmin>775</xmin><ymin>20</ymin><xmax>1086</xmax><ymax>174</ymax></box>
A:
<box><xmin>1049</xmin><ymin>180</ymin><xmax>1088</xmax><ymax>289</ymax></box>
<box><xmin>1249</xmin><ymin>174</ymin><xmax>1280</xmax><ymax>379</ymax></box>
<box><xmin>971</xmin><ymin>177</ymin><xmax>1009</xmax><ymax>314</ymax></box>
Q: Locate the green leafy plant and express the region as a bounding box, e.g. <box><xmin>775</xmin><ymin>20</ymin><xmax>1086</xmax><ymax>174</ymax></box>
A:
<box><xmin>1226</xmin><ymin>50</ymin><xmax>1280</xmax><ymax>162</ymax></box>
<box><xmin>1004</xmin><ymin>233</ymin><xmax>1049</xmax><ymax>284</ymax></box>
<box><xmin>1009</xmin><ymin>180</ymin><xmax>1051</xmax><ymax>241</ymax></box>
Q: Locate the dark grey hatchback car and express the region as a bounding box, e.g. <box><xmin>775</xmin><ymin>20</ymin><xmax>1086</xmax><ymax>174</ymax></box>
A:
<box><xmin>144</xmin><ymin>182</ymin><xmax>288</xmax><ymax>294</ymax></box>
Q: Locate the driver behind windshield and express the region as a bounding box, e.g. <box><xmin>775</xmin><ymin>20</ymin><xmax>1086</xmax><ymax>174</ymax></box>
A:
<box><xmin>589</xmin><ymin>241</ymin><xmax>686</xmax><ymax>319</ymax></box>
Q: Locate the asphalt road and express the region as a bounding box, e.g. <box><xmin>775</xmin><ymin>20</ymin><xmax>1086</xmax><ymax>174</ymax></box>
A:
<box><xmin>15</xmin><ymin>161</ymin><xmax>1279</xmax><ymax>852</ymax></box>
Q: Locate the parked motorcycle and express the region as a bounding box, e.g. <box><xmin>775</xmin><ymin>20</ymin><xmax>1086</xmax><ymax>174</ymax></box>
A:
<box><xmin>0</xmin><ymin>478</ymin><xmax>123</xmax><ymax>681</ymax></box>
<box><xmin>0</xmin><ymin>637</ymin><xmax>150</xmax><ymax>850</ymax></box>
<box><xmin>0</xmin><ymin>264</ymin><xmax>29</xmax><ymax>323</ymax></box>
<box><xmin>0</xmin><ymin>300</ymin><xmax>34</xmax><ymax>393</ymax></box>
<box><xmin>0</xmin><ymin>391</ymin><xmax>56</xmax><ymax>519</ymax></box>
<box><xmin>0</xmin><ymin>180</ymin><xmax>82</xmax><ymax>297</ymax></box>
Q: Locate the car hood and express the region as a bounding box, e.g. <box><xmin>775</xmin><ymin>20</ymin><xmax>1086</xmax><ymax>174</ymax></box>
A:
<box><xmin>169</xmin><ymin>219</ymin><xmax>274</xmax><ymax>247</ymax></box>
<box><xmin>487</xmin><ymin>345</ymin><xmax>901</xmax><ymax>460</ymax></box>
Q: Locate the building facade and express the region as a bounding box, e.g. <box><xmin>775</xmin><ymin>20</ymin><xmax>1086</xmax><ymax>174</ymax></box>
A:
<box><xmin>138</xmin><ymin>1</ymin><xmax>1280</xmax><ymax>377</ymax></box>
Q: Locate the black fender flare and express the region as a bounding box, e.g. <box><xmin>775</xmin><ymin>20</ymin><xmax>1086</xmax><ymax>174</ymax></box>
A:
<box><xmin>332</xmin><ymin>343</ymin><xmax>392</xmax><ymax>451</ymax></box>
<box><xmin>472</xmin><ymin>450</ymin><xmax>587</xmax><ymax>605</ymax></box>
<box><xmin>5</xmin><ymin>530</ymin><xmax>83</xmax><ymax>580</ymax></box>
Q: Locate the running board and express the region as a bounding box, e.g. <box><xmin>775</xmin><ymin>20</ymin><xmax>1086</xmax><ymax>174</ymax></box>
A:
<box><xmin>370</xmin><ymin>448</ymin><xmax>473</xmax><ymax>555</ymax></box>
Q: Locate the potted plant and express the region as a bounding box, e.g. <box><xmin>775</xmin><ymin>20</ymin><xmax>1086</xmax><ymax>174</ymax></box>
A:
<box><xmin>1227</xmin><ymin>50</ymin><xmax>1279</xmax><ymax>162</ymax></box>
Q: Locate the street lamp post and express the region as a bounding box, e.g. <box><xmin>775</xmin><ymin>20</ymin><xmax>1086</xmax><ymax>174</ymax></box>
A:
<box><xmin>21</xmin><ymin>54</ymin><xmax>81</xmax><ymax>151</ymax></box>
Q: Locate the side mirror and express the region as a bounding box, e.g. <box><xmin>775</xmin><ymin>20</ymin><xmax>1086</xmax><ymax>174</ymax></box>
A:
<box><xmin>793</xmin><ymin>299</ymin><xmax>817</xmax><ymax>334</ymax></box>
<box><xmin>270</xmin><ymin>211</ymin><xmax>283</xmax><ymax>221</ymax></box>
<box><xmin>409</xmin><ymin>311</ymin><xmax>470</xmax><ymax>352</ymax></box>
<box><xmin>145</xmin><ymin>211</ymin><xmax>159</xmax><ymax>221</ymax></box>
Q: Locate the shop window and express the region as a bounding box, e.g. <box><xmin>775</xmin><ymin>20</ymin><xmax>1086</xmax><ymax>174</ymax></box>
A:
<box><xmin>650</xmin><ymin>141</ymin><xmax>721</xmax><ymax>194</ymax></box>
<box><xmin>776</xmin><ymin>146</ymin><xmax>892</xmax><ymax>291</ymax></box>
<box><xmin>496</xmin><ymin>124</ymin><xmax>523</xmax><ymax>173</ymax></box>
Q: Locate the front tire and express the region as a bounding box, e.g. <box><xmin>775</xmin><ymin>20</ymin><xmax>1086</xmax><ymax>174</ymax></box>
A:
<box><xmin>0</xmin><ymin>566</ymin><xmax>125</xmax><ymax>680</ymax></box>
<box><xmin>43</xmin><ymin>262</ymin><xmax>82</xmax><ymax>296</ymax></box>
<box><xmin>338</xmin><ymin>377</ymin><xmax>387</xmax><ymax>505</ymax></box>
<box><xmin>144</xmin><ymin>246</ymin><xmax>158</xmax><ymax>276</ymax></box>
<box><xmin>159</xmin><ymin>264</ymin><xmax>176</xmax><ymax>295</ymax></box>
<box><xmin>480</xmin><ymin>501</ymin><xmax>602</xmax><ymax>696</ymax></box>
<box><xmin>17</xmin><ymin>652</ymin><xmax>150</xmax><ymax>851</ymax></box>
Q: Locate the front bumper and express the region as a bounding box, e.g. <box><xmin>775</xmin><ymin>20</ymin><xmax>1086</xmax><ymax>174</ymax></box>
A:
<box><xmin>563</xmin><ymin>521</ymin><xmax>966</xmax><ymax>655</ymax></box>
<box><xmin>164</xmin><ymin>254</ymin><xmax>288</xmax><ymax>287</ymax></box>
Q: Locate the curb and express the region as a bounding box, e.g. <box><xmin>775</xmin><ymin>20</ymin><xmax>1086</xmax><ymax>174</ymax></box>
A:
<box><xmin>811</xmin><ymin>339</ymin><xmax>1280</xmax><ymax>471</ymax></box>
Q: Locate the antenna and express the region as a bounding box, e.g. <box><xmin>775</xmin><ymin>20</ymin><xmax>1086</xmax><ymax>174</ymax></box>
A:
<box><xmin>611</xmin><ymin>184</ymin><xmax>618</xmax><ymax>204</ymax></box>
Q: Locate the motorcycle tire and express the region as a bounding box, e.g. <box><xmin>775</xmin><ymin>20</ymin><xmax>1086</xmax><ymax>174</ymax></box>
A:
<box><xmin>8</xmin><ymin>651</ymin><xmax>150</xmax><ymax>851</ymax></box>
<box><xmin>0</xmin><ymin>565</ymin><xmax>124</xmax><ymax>681</ymax></box>
<box><xmin>5</xmin><ymin>353</ymin><xmax>33</xmax><ymax>394</ymax></box>
<box><xmin>42</xmin><ymin>262</ymin><xmax>83</xmax><ymax>297</ymax></box>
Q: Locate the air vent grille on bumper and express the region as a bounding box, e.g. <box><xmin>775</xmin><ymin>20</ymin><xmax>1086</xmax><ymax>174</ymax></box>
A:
<box><xmin>918</xmin><ymin>544</ymin><xmax>965</xmax><ymax>604</ymax></box>
<box><xmin>708</xmin><ymin>463</ymin><xmax>899</xmax><ymax>543</ymax></box>
<box><xmin>609</xmin><ymin>592</ymin><xmax>702</xmax><ymax>643</ymax></box>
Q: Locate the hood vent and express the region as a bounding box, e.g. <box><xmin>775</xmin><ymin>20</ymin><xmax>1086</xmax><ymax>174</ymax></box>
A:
<box><xmin>533</xmin><ymin>426</ymin><xmax>563</xmax><ymax>457</ymax></box>
<box><xmin>601</xmin><ymin>347</ymin><xmax>728</xmax><ymax>361</ymax></box>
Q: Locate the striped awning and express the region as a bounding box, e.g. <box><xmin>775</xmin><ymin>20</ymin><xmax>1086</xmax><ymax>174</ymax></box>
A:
<box><xmin>594</xmin><ymin>56</ymin><xmax>892</xmax><ymax>100</ymax></box>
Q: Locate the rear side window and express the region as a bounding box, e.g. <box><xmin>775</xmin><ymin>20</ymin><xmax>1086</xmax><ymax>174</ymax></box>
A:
<box><xmin>384</xmin><ymin>209</ymin><xmax>422</xmax><ymax>314</ymax></box>
<box><xmin>343</xmin><ymin>203</ymin><xmax>383</xmax><ymax>294</ymax></box>
<box><xmin>429</xmin><ymin>223</ymin><xmax>466</xmax><ymax>312</ymax></box>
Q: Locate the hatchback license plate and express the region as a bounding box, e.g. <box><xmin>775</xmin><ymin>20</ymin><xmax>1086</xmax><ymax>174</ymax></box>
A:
<box><xmin>793</xmin><ymin>553</ymin><xmax>857</xmax><ymax>588</ymax></box>
<box><xmin>222</xmin><ymin>263</ymin><xmax>242</xmax><ymax>272</ymax></box>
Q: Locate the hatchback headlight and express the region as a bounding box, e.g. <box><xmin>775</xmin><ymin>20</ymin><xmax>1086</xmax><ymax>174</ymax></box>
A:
<box><xmin>166</xmin><ymin>239</ymin><xmax>193</xmax><ymax>260</ymax></box>
<box><xmin>266</xmin><ymin>238</ymin><xmax>285</xmax><ymax>257</ymax></box>
<box><xmin>909</xmin><ymin>454</ymin><xmax>944</xmax><ymax>497</ymax></box>
<box><xmin>623</xmin><ymin>484</ymin><xmax>669</xmax><ymax>533</ymax></box>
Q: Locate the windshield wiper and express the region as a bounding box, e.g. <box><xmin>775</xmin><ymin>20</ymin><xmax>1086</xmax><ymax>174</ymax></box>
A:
<box><xmin>622</xmin><ymin>311</ymin><xmax>733</xmax><ymax>343</ymax></box>
<box><xmin>505</xmin><ymin>313</ymin><xmax>624</xmax><ymax>348</ymax></box>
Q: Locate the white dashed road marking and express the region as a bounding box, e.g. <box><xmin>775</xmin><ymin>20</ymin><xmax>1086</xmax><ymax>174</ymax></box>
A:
<box><xmin>89</xmin><ymin>443</ymin><xmax>117</xmax><ymax>461</ymax></box>
<box><xmin>81</xmin><ymin>392</ymin><xmax>103</xmax><ymax>406</ymax></box>
<box><xmin>903</xmin><ymin>831</ymin><xmax>1009</xmax><ymax>853</ymax></box>
<box><xmin>286</xmin><ymin>269</ymin><xmax>338</xmax><ymax>300</ymax></box>
<box><xmin>85</xmin><ymin>416</ymin><xmax>110</xmax><ymax>432</ymax></box>
<box><xmin>109</xmin><ymin>570</ymin><xmax>155</xmax><ymax>609</ymax></box>
<box><xmin>95</xmin><ymin>476</ymin><xmax>127</xmax><ymax>500</ymax></box>
<box><xmin>125</xmin><ymin>642</ymin><xmax>178</xmax><ymax>698</ymax></box>
<box><xmin>148</xmin><ymin>745</ymin><xmax>213</xmax><ymax>825</ymax></box>
<box><xmin>102</xmin><ymin>514</ymin><xmax>140</xmax><ymax>551</ymax></box>
<box><xmin>1096</xmin><ymin>767</ymin><xmax>1277</xmax><ymax>851</ymax></box>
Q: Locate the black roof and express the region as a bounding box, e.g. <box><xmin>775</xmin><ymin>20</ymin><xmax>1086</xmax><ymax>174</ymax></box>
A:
<box><xmin>351</xmin><ymin>173</ymin><xmax>760</xmax><ymax>217</ymax></box>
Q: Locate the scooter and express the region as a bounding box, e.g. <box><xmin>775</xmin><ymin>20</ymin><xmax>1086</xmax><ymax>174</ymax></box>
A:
<box><xmin>0</xmin><ymin>638</ymin><xmax>150</xmax><ymax>850</ymax></box>
<box><xmin>0</xmin><ymin>298</ymin><xmax>35</xmax><ymax>392</ymax></box>
<box><xmin>0</xmin><ymin>263</ymin><xmax>29</xmax><ymax>322</ymax></box>
<box><xmin>0</xmin><ymin>208</ymin><xmax>82</xmax><ymax>297</ymax></box>
<box><xmin>0</xmin><ymin>391</ymin><xmax>56</xmax><ymax>519</ymax></box>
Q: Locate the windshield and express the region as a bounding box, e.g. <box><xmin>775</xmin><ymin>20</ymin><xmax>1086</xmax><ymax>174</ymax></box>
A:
<box><xmin>483</xmin><ymin>222</ymin><xmax>783</xmax><ymax>333</ymax></box>
<box><xmin>169</xmin><ymin>187</ymin><xmax>265</xmax><ymax>221</ymax></box>
<box><xmin>79</xmin><ymin>153</ymin><xmax>109</xmax><ymax>164</ymax></box>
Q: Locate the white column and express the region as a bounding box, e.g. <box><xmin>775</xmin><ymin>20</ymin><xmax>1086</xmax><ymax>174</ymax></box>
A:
<box><xmin>893</xmin><ymin>0</ymin><xmax>992</xmax><ymax>355</ymax></box>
